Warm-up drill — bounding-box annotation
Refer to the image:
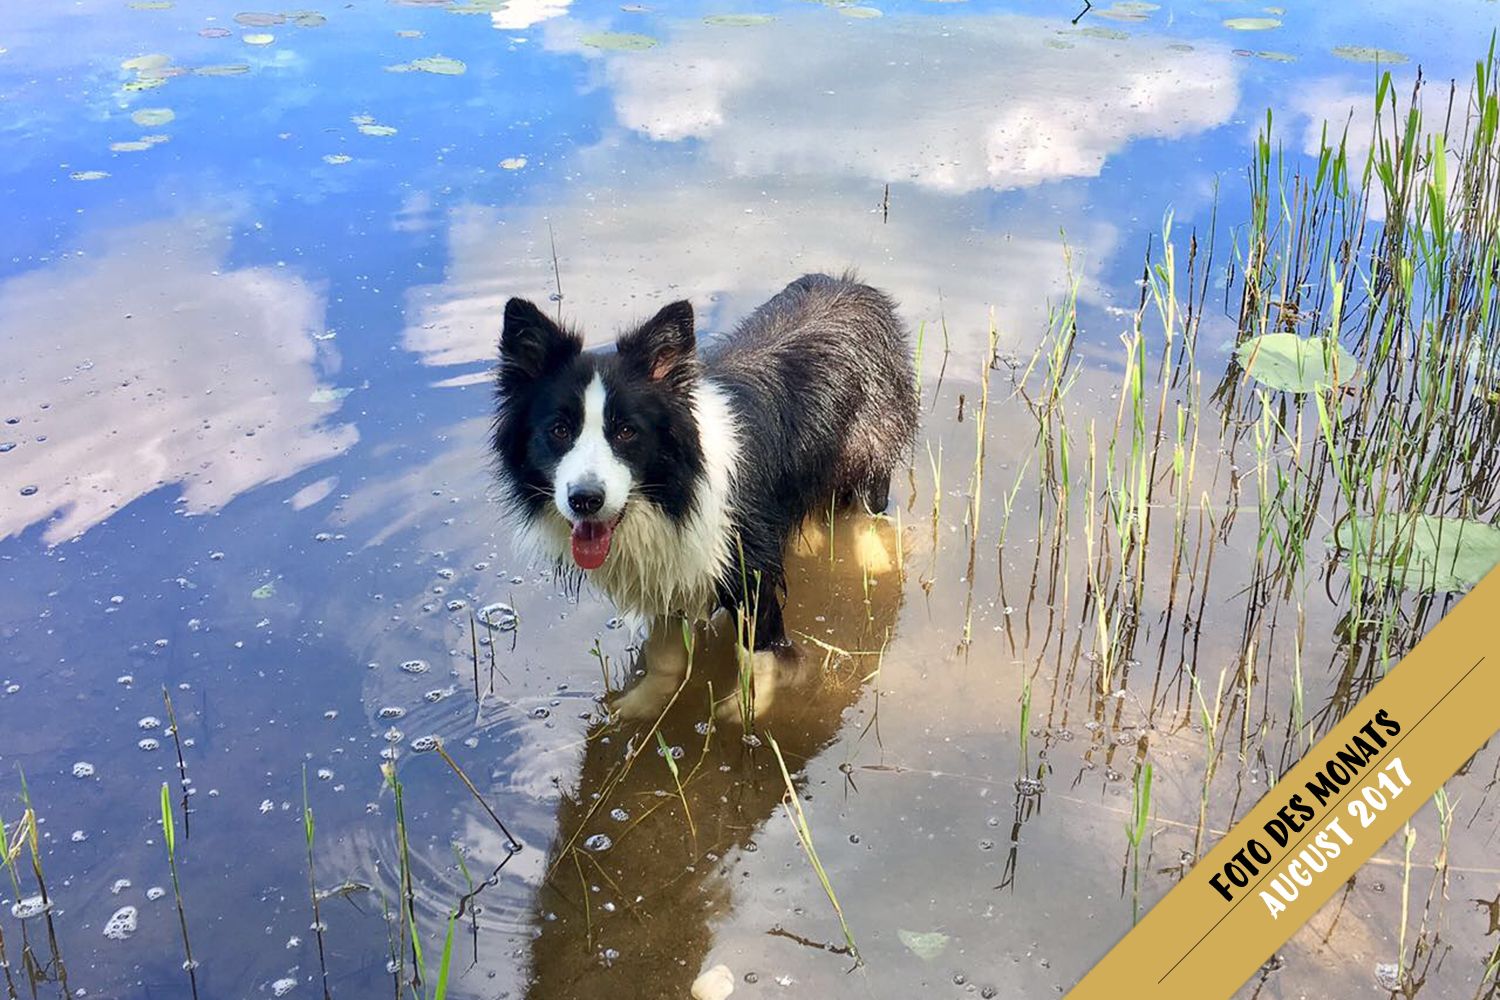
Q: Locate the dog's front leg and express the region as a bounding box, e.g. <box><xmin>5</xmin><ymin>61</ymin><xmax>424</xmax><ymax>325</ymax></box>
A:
<box><xmin>608</xmin><ymin>615</ymin><xmax>692</xmax><ymax>721</ymax></box>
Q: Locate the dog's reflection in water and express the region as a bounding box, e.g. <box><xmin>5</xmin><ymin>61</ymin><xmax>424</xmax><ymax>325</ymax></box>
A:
<box><xmin>521</xmin><ymin>511</ymin><xmax>905</xmax><ymax>1000</ymax></box>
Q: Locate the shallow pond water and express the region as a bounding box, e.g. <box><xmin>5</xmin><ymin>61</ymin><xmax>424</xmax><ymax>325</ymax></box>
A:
<box><xmin>3</xmin><ymin>1</ymin><xmax>1500</xmax><ymax>998</ymax></box>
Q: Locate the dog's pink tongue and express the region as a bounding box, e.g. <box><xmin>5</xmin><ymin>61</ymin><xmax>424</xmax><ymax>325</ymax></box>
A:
<box><xmin>570</xmin><ymin>520</ymin><xmax>614</xmax><ymax>570</ymax></box>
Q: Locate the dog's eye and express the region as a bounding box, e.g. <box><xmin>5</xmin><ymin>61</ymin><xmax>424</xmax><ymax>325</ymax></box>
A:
<box><xmin>614</xmin><ymin>424</ymin><xmax>636</xmax><ymax>443</ymax></box>
<box><xmin>549</xmin><ymin>421</ymin><xmax>571</xmax><ymax>441</ymax></box>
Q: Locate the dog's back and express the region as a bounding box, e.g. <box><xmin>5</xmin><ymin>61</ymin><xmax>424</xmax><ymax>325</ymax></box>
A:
<box><xmin>705</xmin><ymin>273</ymin><xmax>918</xmax><ymax>517</ymax></box>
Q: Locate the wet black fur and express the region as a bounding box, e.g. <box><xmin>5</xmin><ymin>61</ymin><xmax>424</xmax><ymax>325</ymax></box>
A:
<box><xmin>493</xmin><ymin>274</ymin><xmax>919</xmax><ymax>651</ymax></box>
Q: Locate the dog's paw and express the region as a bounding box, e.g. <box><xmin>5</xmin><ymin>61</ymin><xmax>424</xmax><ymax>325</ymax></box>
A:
<box><xmin>606</xmin><ymin>676</ymin><xmax>675</xmax><ymax>722</ymax></box>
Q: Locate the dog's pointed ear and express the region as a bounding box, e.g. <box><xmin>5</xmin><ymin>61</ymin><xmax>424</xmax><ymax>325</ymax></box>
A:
<box><xmin>499</xmin><ymin>298</ymin><xmax>578</xmax><ymax>387</ymax></box>
<box><xmin>617</xmin><ymin>300</ymin><xmax>697</xmax><ymax>383</ymax></box>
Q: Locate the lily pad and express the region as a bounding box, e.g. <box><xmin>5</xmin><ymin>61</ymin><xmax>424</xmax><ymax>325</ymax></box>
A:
<box><xmin>243</xmin><ymin>32</ymin><xmax>275</xmax><ymax>44</ymax></box>
<box><xmin>1331</xmin><ymin>515</ymin><xmax>1500</xmax><ymax>592</ymax></box>
<box><xmin>1332</xmin><ymin>45</ymin><xmax>1409</xmax><ymax>64</ymax></box>
<box><xmin>290</xmin><ymin>10</ymin><xmax>327</xmax><ymax>26</ymax></box>
<box><xmin>200</xmin><ymin>27</ymin><xmax>232</xmax><ymax>37</ymax></box>
<box><xmin>386</xmin><ymin>54</ymin><xmax>467</xmax><ymax>74</ymax></box>
<box><xmin>358</xmin><ymin>123</ymin><xmax>397</xmax><ymax>136</ymax></box>
<box><xmin>69</xmin><ymin>171</ymin><xmax>110</xmax><ymax>181</ymax></box>
<box><xmin>1223</xmin><ymin>16</ymin><xmax>1280</xmax><ymax>29</ymax></box>
<box><xmin>704</xmin><ymin>13</ymin><xmax>774</xmax><ymax>25</ymax></box>
<box><xmin>121</xmin><ymin>53</ymin><xmax>171</xmax><ymax>72</ymax></box>
<box><xmin>128</xmin><ymin>1</ymin><xmax>175</xmax><ymax>9</ymax></box>
<box><xmin>579</xmin><ymin>31</ymin><xmax>660</xmax><ymax>50</ymax></box>
<box><xmin>1064</xmin><ymin>26</ymin><xmax>1128</xmax><ymax>40</ymax></box>
<box><xmin>131</xmin><ymin>107</ymin><xmax>175</xmax><ymax>126</ymax></box>
<box><xmin>110</xmin><ymin>140</ymin><xmax>153</xmax><ymax>152</ymax></box>
<box><xmin>140</xmin><ymin>134</ymin><xmax>171</xmax><ymax>144</ymax></box>
<box><xmin>309</xmin><ymin>386</ymin><xmax>353</xmax><ymax>402</ymax></box>
<box><xmin>837</xmin><ymin>5</ymin><xmax>882</xmax><ymax>16</ymax></box>
<box><xmin>322</xmin><ymin>153</ymin><xmax>352</xmax><ymax>164</ymax></box>
<box><xmin>1235</xmin><ymin>333</ymin><xmax>1356</xmax><ymax>393</ymax></box>
<box><xmin>499</xmin><ymin>156</ymin><xmax>527</xmax><ymax>169</ymax></box>
<box><xmin>194</xmin><ymin>64</ymin><xmax>252</xmax><ymax>75</ymax></box>
<box><xmin>234</xmin><ymin>11</ymin><xmax>285</xmax><ymax>25</ymax></box>
<box><xmin>251</xmin><ymin>582</ymin><xmax>277</xmax><ymax>599</ymax></box>
<box><xmin>898</xmin><ymin>929</ymin><xmax>951</xmax><ymax>961</ymax></box>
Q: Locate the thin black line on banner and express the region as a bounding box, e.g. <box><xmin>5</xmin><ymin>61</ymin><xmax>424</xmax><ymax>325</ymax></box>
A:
<box><xmin>1158</xmin><ymin>655</ymin><xmax>1487</xmax><ymax>984</ymax></box>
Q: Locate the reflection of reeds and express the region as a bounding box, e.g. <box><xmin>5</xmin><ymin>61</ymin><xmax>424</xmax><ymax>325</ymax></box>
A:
<box><xmin>768</xmin><ymin>733</ymin><xmax>860</xmax><ymax>966</ymax></box>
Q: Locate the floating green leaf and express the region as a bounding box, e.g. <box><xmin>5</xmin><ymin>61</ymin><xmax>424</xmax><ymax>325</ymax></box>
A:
<box><xmin>579</xmin><ymin>31</ymin><xmax>661</xmax><ymax>50</ymax></box>
<box><xmin>128</xmin><ymin>1</ymin><xmax>175</xmax><ymax>9</ymax></box>
<box><xmin>121</xmin><ymin>53</ymin><xmax>171</xmax><ymax>72</ymax></box>
<box><xmin>110</xmin><ymin>140</ymin><xmax>153</xmax><ymax>152</ymax></box>
<box><xmin>386</xmin><ymin>54</ymin><xmax>467</xmax><ymax>74</ymax></box>
<box><xmin>1332</xmin><ymin>45</ymin><xmax>1409</xmax><ymax>64</ymax></box>
<box><xmin>1331</xmin><ymin>515</ymin><xmax>1500</xmax><ymax>592</ymax></box>
<box><xmin>309</xmin><ymin>386</ymin><xmax>353</xmax><ymax>403</ymax></box>
<box><xmin>251</xmin><ymin>582</ymin><xmax>277</xmax><ymax>599</ymax></box>
<box><xmin>1223</xmin><ymin>16</ymin><xmax>1280</xmax><ymax>30</ymax></box>
<box><xmin>234</xmin><ymin>11</ymin><xmax>285</xmax><ymax>25</ymax></box>
<box><xmin>243</xmin><ymin>32</ymin><xmax>275</xmax><ymax>44</ymax></box>
<box><xmin>897</xmin><ymin>929</ymin><xmax>950</xmax><ymax>961</ymax></box>
<box><xmin>1235</xmin><ymin>333</ymin><xmax>1357</xmax><ymax>392</ymax></box>
<box><xmin>321</xmin><ymin>154</ymin><xmax>351</xmax><ymax>165</ymax></box>
<box><xmin>358</xmin><ymin>123</ymin><xmax>397</xmax><ymax>136</ymax></box>
<box><xmin>290</xmin><ymin>10</ymin><xmax>327</xmax><ymax>26</ymax></box>
<box><xmin>194</xmin><ymin>64</ymin><xmax>252</xmax><ymax>76</ymax></box>
<box><xmin>704</xmin><ymin>13</ymin><xmax>774</xmax><ymax>25</ymax></box>
<box><xmin>1063</xmin><ymin>26</ymin><xmax>1128</xmax><ymax>40</ymax></box>
<box><xmin>131</xmin><ymin>107</ymin><xmax>175</xmax><ymax>126</ymax></box>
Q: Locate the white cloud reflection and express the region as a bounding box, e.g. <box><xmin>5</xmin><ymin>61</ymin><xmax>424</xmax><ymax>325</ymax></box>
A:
<box><xmin>0</xmin><ymin>216</ymin><xmax>357</xmax><ymax>544</ymax></box>
<box><xmin>403</xmin><ymin>12</ymin><xmax>1239</xmax><ymax>369</ymax></box>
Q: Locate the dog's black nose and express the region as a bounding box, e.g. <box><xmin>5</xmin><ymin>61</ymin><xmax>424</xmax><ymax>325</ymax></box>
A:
<box><xmin>567</xmin><ymin>484</ymin><xmax>605</xmax><ymax>517</ymax></box>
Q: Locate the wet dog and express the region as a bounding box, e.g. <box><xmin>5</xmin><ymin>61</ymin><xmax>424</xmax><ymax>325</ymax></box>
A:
<box><xmin>491</xmin><ymin>274</ymin><xmax>918</xmax><ymax>718</ymax></box>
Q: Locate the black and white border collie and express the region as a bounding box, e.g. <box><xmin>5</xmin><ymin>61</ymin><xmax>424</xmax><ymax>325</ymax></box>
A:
<box><xmin>492</xmin><ymin>274</ymin><xmax>918</xmax><ymax>719</ymax></box>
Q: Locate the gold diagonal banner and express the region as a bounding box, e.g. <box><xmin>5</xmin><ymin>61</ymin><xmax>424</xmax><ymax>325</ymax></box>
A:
<box><xmin>1066</xmin><ymin>568</ymin><xmax>1500</xmax><ymax>999</ymax></box>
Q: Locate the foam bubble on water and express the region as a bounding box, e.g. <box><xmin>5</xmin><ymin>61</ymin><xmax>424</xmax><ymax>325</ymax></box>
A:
<box><xmin>272</xmin><ymin>977</ymin><xmax>297</xmax><ymax>996</ymax></box>
<box><xmin>399</xmin><ymin>659</ymin><xmax>429</xmax><ymax>675</ymax></box>
<box><xmin>409</xmin><ymin>735</ymin><xmax>439</xmax><ymax>753</ymax></box>
<box><xmin>383</xmin><ymin>727</ymin><xmax>404</xmax><ymax>744</ymax></box>
<box><xmin>378</xmin><ymin>706</ymin><xmax>406</xmax><ymax>719</ymax></box>
<box><xmin>146</xmin><ymin>886</ymin><xmax>166</xmax><ymax>901</ymax></box>
<box><xmin>478</xmin><ymin>602</ymin><xmax>517</xmax><ymax>631</ymax></box>
<box><xmin>316</xmin><ymin>768</ymin><xmax>333</xmax><ymax>781</ymax></box>
<box><xmin>71</xmin><ymin>830</ymin><xmax>87</xmax><ymax>842</ymax></box>
<box><xmin>138</xmin><ymin>716</ymin><xmax>161</xmax><ymax>730</ymax></box>
<box><xmin>583</xmin><ymin>833</ymin><xmax>613</xmax><ymax>852</ymax></box>
<box><xmin>12</xmin><ymin>895</ymin><xmax>50</xmax><ymax>919</ymax></box>
<box><xmin>102</xmin><ymin>905</ymin><xmax>138</xmax><ymax>940</ymax></box>
<box><xmin>73</xmin><ymin>761</ymin><xmax>95</xmax><ymax>778</ymax></box>
<box><xmin>138</xmin><ymin>738</ymin><xmax>160</xmax><ymax>751</ymax></box>
<box><xmin>446</xmin><ymin>599</ymin><xmax>466</xmax><ymax>612</ymax></box>
<box><xmin>609</xmin><ymin>807</ymin><xmax>629</xmax><ymax>822</ymax></box>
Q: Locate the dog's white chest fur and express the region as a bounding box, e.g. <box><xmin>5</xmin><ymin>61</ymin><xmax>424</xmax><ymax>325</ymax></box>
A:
<box><xmin>523</xmin><ymin>379</ymin><xmax>740</xmax><ymax>620</ymax></box>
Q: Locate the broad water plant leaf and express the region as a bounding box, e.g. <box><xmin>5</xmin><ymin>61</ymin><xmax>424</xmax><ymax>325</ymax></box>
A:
<box><xmin>580</xmin><ymin>32</ymin><xmax>661</xmax><ymax>50</ymax></box>
<box><xmin>897</xmin><ymin>928</ymin><xmax>950</xmax><ymax>961</ymax></box>
<box><xmin>1235</xmin><ymin>333</ymin><xmax>1357</xmax><ymax>393</ymax></box>
<box><xmin>1331</xmin><ymin>515</ymin><xmax>1500</xmax><ymax>592</ymax></box>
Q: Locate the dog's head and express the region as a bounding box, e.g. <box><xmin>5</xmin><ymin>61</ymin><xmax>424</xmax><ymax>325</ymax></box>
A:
<box><xmin>492</xmin><ymin>297</ymin><xmax>704</xmax><ymax>571</ymax></box>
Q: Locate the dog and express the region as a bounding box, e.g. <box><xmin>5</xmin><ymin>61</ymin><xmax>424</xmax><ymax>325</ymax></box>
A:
<box><xmin>491</xmin><ymin>273</ymin><xmax>918</xmax><ymax>719</ymax></box>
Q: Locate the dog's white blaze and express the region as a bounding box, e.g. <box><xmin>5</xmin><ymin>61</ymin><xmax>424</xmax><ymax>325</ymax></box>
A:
<box><xmin>521</xmin><ymin>377</ymin><xmax>741</xmax><ymax>620</ymax></box>
<box><xmin>552</xmin><ymin>374</ymin><xmax>631</xmax><ymax>523</ymax></box>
